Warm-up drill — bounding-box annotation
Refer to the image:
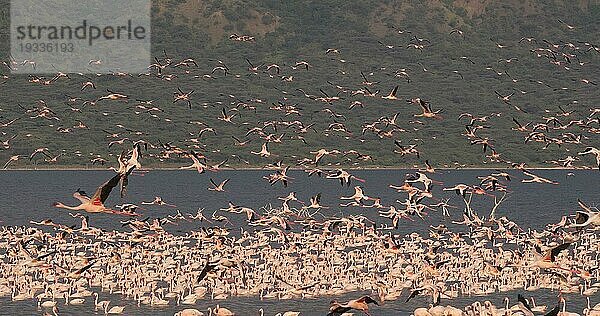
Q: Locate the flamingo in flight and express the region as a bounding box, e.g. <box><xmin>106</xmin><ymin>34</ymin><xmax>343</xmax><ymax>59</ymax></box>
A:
<box><xmin>569</xmin><ymin>199</ymin><xmax>600</xmax><ymax>228</ymax></box>
<box><xmin>578</xmin><ymin>146</ymin><xmax>600</xmax><ymax>170</ymax></box>
<box><xmin>180</xmin><ymin>152</ymin><xmax>207</xmax><ymax>173</ymax></box>
<box><xmin>53</xmin><ymin>169</ymin><xmax>137</xmax><ymax>216</ymax></box>
<box><xmin>208</xmin><ymin>178</ymin><xmax>230</xmax><ymax>192</ymax></box>
<box><xmin>530</xmin><ymin>243</ymin><xmax>576</xmax><ymax>274</ymax></box>
<box><xmin>521</xmin><ymin>170</ymin><xmax>559</xmax><ymax>185</ymax></box>
<box><xmin>327</xmin><ymin>295</ymin><xmax>379</xmax><ymax>316</ymax></box>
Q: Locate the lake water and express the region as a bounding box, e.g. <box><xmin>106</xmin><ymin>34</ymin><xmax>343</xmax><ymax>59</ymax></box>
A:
<box><xmin>0</xmin><ymin>169</ymin><xmax>598</xmax><ymax>315</ymax></box>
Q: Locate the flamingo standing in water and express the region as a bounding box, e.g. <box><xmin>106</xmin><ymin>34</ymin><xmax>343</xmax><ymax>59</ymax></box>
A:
<box><xmin>103</xmin><ymin>301</ymin><xmax>125</xmax><ymax>314</ymax></box>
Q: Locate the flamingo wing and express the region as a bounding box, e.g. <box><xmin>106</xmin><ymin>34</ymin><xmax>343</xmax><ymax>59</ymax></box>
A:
<box><xmin>358</xmin><ymin>295</ymin><xmax>379</xmax><ymax>305</ymax></box>
<box><xmin>577</xmin><ymin>199</ymin><xmax>594</xmax><ymax>213</ymax></box>
<box><xmin>91</xmin><ymin>173</ymin><xmax>122</xmax><ymax>204</ymax></box>
<box><xmin>517</xmin><ymin>294</ymin><xmax>532</xmax><ymax>311</ymax></box>
<box><xmin>197</xmin><ymin>260</ymin><xmax>217</xmax><ymax>283</ymax></box>
<box><xmin>544</xmin><ymin>305</ymin><xmax>559</xmax><ymax>316</ymax></box>
<box><xmin>327</xmin><ymin>304</ymin><xmax>351</xmax><ymax>316</ymax></box>
<box><xmin>417</xmin><ymin>99</ymin><xmax>430</xmax><ymax>113</ymax></box>
<box><xmin>73</xmin><ymin>190</ymin><xmax>91</xmax><ymax>203</ymax></box>
<box><xmin>549</xmin><ymin>243</ymin><xmax>571</xmax><ymax>262</ymax></box>
<box><xmin>405</xmin><ymin>288</ymin><xmax>423</xmax><ymax>302</ymax></box>
<box><xmin>119</xmin><ymin>166</ymin><xmax>136</xmax><ymax>198</ymax></box>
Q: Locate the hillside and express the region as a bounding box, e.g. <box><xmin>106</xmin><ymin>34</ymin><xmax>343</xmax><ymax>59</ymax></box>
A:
<box><xmin>0</xmin><ymin>0</ymin><xmax>599</xmax><ymax>169</ymax></box>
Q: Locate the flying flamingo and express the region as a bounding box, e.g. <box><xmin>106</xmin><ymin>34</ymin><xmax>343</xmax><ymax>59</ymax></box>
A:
<box><xmin>327</xmin><ymin>295</ymin><xmax>379</xmax><ymax>316</ymax></box>
<box><xmin>208</xmin><ymin>178</ymin><xmax>230</xmax><ymax>192</ymax></box>
<box><xmin>578</xmin><ymin>146</ymin><xmax>600</xmax><ymax>170</ymax></box>
<box><xmin>53</xmin><ymin>170</ymin><xmax>137</xmax><ymax>216</ymax></box>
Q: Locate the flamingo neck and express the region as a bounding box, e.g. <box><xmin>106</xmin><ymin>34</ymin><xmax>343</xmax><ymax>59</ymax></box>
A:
<box><xmin>56</xmin><ymin>203</ymin><xmax>83</xmax><ymax>211</ymax></box>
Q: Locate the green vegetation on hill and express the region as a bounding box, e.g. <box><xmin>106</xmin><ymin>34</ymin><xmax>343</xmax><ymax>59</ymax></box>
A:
<box><xmin>0</xmin><ymin>0</ymin><xmax>598</xmax><ymax>169</ymax></box>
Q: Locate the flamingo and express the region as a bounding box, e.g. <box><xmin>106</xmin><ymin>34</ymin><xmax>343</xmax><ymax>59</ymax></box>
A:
<box><xmin>409</xmin><ymin>98</ymin><xmax>442</xmax><ymax>118</ymax></box>
<box><xmin>180</xmin><ymin>152</ymin><xmax>207</xmax><ymax>173</ymax></box>
<box><xmin>175</xmin><ymin>309</ymin><xmax>205</xmax><ymax>316</ymax></box>
<box><xmin>531</xmin><ymin>243</ymin><xmax>574</xmax><ymax>272</ymax></box>
<box><xmin>306</xmin><ymin>193</ymin><xmax>328</xmax><ymax>209</ymax></box>
<box><xmin>382</xmin><ymin>85</ymin><xmax>399</xmax><ymax>100</ymax></box>
<box><xmin>94</xmin><ymin>293</ymin><xmax>109</xmax><ymax>310</ymax></box>
<box><xmin>340</xmin><ymin>186</ymin><xmax>370</xmax><ymax>204</ymax></box>
<box><xmin>327</xmin><ymin>295</ymin><xmax>379</xmax><ymax>316</ymax></box>
<box><xmin>209</xmin><ymin>304</ymin><xmax>235</xmax><ymax>316</ymax></box>
<box><xmin>568</xmin><ymin>199</ymin><xmax>600</xmax><ymax>228</ymax></box>
<box><xmin>208</xmin><ymin>178</ymin><xmax>230</xmax><ymax>192</ymax></box>
<box><xmin>53</xmin><ymin>170</ymin><xmax>135</xmax><ymax>215</ymax></box>
<box><xmin>521</xmin><ymin>170</ymin><xmax>559</xmax><ymax>185</ymax></box>
<box><xmin>326</xmin><ymin>169</ymin><xmax>365</xmax><ymax>186</ymax></box>
<box><xmin>310</xmin><ymin>148</ymin><xmax>340</xmax><ymax>165</ymax></box>
<box><xmin>141</xmin><ymin>196</ymin><xmax>176</xmax><ymax>208</ymax></box>
<box><xmin>103</xmin><ymin>301</ymin><xmax>125</xmax><ymax>314</ymax></box>
<box><xmin>251</xmin><ymin>143</ymin><xmax>272</xmax><ymax>157</ymax></box>
<box><xmin>578</xmin><ymin>147</ymin><xmax>600</xmax><ymax>170</ymax></box>
<box><xmin>97</xmin><ymin>89</ymin><xmax>128</xmax><ymax>102</ymax></box>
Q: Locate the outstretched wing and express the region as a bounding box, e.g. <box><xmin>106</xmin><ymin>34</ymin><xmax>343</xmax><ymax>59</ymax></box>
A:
<box><xmin>544</xmin><ymin>305</ymin><xmax>559</xmax><ymax>316</ymax></box>
<box><xmin>531</xmin><ymin>242</ymin><xmax>542</xmax><ymax>255</ymax></box>
<box><xmin>197</xmin><ymin>259</ymin><xmax>217</xmax><ymax>283</ymax></box>
<box><xmin>327</xmin><ymin>305</ymin><xmax>351</xmax><ymax>316</ymax></box>
<box><xmin>91</xmin><ymin>173</ymin><xmax>122</xmax><ymax>203</ymax></box>
<box><xmin>577</xmin><ymin>199</ymin><xmax>593</xmax><ymax>213</ymax></box>
<box><xmin>549</xmin><ymin>243</ymin><xmax>571</xmax><ymax>262</ymax></box>
<box><xmin>119</xmin><ymin>166</ymin><xmax>136</xmax><ymax>198</ymax></box>
<box><xmin>418</xmin><ymin>99</ymin><xmax>430</xmax><ymax>113</ymax></box>
<box><xmin>435</xmin><ymin>259</ymin><xmax>451</xmax><ymax>269</ymax></box>
<box><xmin>360</xmin><ymin>71</ymin><xmax>368</xmax><ymax>81</ymax></box>
<box><xmin>66</xmin><ymin>261</ymin><xmax>95</xmax><ymax>279</ymax></box>
<box><xmin>512</xmin><ymin>117</ymin><xmax>523</xmax><ymax>128</ymax></box>
<box><xmin>73</xmin><ymin>189</ymin><xmax>91</xmax><ymax>203</ymax></box>
<box><xmin>75</xmin><ymin>261</ymin><xmax>95</xmax><ymax>274</ymax></box>
<box><xmin>36</xmin><ymin>250</ymin><xmax>57</xmax><ymax>260</ymax></box>
<box><xmin>128</xmin><ymin>144</ymin><xmax>141</xmax><ymax>168</ymax></box>
<box><xmin>518</xmin><ymin>293</ymin><xmax>532</xmax><ymax>311</ymax></box>
<box><xmin>358</xmin><ymin>295</ymin><xmax>379</xmax><ymax>305</ymax></box>
<box><xmin>575</xmin><ymin>211</ymin><xmax>590</xmax><ymax>225</ymax></box>
<box><xmin>405</xmin><ymin>288</ymin><xmax>422</xmax><ymax>303</ymax></box>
